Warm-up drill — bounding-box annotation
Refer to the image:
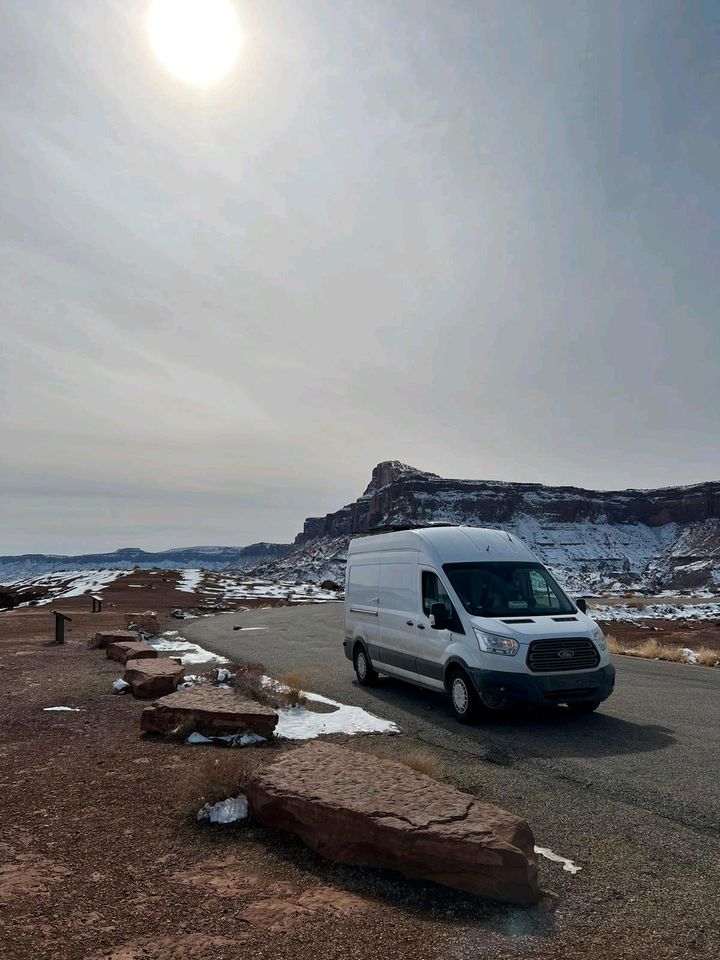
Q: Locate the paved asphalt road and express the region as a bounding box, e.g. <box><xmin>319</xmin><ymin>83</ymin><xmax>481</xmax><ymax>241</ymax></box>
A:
<box><xmin>183</xmin><ymin>603</ymin><xmax>720</xmax><ymax>955</ymax></box>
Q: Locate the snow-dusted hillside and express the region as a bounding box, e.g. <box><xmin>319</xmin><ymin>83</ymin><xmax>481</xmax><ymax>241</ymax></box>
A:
<box><xmin>0</xmin><ymin>543</ymin><xmax>290</xmax><ymax>582</ymax></box>
<box><xmin>252</xmin><ymin>461</ymin><xmax>720</xmax><ymax>593</ymax></box>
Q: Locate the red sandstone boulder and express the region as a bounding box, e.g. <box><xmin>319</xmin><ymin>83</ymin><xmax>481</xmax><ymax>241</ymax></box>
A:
<box><xmin>124</xmin><ymin>657</ymin><xmax>184</xmax><ymax>698</ymax></box>
<box><xmin>106</xmin><ymin>641</ymin><xmax>158</xmax><ymax>665</ymax></box>
<box><xmin>140</xmin><ymin>687</ymin><xmax>278</xmax><ymax>738</ymax></box>
<box><xmin>125</xmin><ymin>611</ymin><xmax>160</xmax><ymax>634</ymax></box>
<box><xmin>245</xmin><ymin>742</ymin><xmax>540</xmax><ymax>904</ymax></box>
<box><xmin>89</xmin><ymin>629</ymin><xmax>138</xmax><ymax>650</ymax></box>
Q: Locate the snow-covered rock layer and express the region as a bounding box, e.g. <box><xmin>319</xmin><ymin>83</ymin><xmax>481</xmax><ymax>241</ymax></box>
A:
<box><xmin>252</xmin><ymin>461</ymin><xmax>720</xmax><ymax>593</ymax></box>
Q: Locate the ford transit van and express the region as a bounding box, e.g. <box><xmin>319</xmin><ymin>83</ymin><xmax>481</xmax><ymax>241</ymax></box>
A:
<box><xmin>343</xmin><ymin>525</ymin><xmax>614</xmax><ymax>722</ymax></box>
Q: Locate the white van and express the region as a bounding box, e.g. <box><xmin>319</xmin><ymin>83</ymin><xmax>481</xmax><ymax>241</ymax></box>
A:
<box><xmin>343</xmin><ymin>525</ymin><xmax>615</xmax><ymax>722</ymax></box>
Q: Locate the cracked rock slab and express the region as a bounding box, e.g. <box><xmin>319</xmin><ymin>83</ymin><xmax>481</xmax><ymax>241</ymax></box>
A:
<box><xmin>245</xmin><ymin>742</ymin><xmax>540</xmax><ymax>904</ymax></box>
<box><xmin>140</xmin><ymin>687</ymin><xmax>278</xmax><ymax>738</ymax></box>
<box><xmin>124</xmin><ymin>658</ymin><xmax>185</xmax><ymax>699</ymax></box>
<box><xmin>89</xmin><ymin>630</ymin><xmax>139</xmax><ymax>650</ymax></box>
<box><xmin>106</xmin><ymin>641</ymin><xmax>158</xmax><ymax>665</ymax></box>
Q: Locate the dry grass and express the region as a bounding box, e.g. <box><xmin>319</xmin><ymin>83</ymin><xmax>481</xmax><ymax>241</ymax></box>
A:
<box><xmin>608</xmin><ymin>634</ymin><xmax>718</xmax><ymax>666</ymax></box>
<box><xmin>168</xmin><ymin>714</ymin><xmax>199</xmax><ymax>740</ymax></box>
<box><xmin>278</xmin><ymin>670</ymin><xmax>307</xmax><ymax>708</ymax></box>
<box><xmin>221</xmin><ymin>662</ymin><xmax>310</xmax><ymax>708</ymax></box>
<box><xmin>605</xmin><ymin>634</ymin><xmax>622</xmax><ymax>654</ymax></box>
<box><xmin>398</xmin><ymin>751</ymin><xmax>440</xmax><ymax>778</ymax></box>
<box><xmin>178</xmin><ymin>751</ymin><xmax>262</xmax><ymax>819</ymax></box>
<box><xmin>695</xmin><ymin>646</ymin><xmax>719</xmax><ymax>667</ymax></box>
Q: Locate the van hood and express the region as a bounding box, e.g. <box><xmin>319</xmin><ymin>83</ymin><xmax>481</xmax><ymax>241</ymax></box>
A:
<box><xmin>470</xmin><ymin>612</ymin><xmax>598</xmax><ymax>642</ymax></box>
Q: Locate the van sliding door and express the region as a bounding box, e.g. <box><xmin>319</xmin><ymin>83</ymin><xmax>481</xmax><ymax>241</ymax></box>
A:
<box><xmin>377</xmin><ymin>560</ymin><xmax>420</xmax><ymax>681</ymax></box>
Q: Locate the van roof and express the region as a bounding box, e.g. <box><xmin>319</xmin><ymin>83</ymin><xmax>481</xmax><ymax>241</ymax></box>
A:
<box><xmin>348</xmin><ymin>525</ymin><xmax>537</xmax><ymax>564</ymax></box>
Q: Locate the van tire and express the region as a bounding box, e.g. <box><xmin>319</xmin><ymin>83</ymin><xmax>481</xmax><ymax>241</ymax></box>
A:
<box><xmin>353</xmin><ymin>644</ymin><xmax>378</xmax><ymax>686</ymax></box>
<box><xmin>446</xmin><ymin>667</ymin><xmax>481</xmax><ymax>723</ymax></box>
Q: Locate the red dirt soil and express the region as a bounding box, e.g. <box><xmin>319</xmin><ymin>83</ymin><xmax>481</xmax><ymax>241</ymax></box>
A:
<box><xmin>0</xmin><ymin>572</ymin><xmax>555</xmax><ymax>960</ymax></box>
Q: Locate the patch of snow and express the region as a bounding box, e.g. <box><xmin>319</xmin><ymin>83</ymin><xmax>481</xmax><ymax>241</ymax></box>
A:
<box><xmin>681</xmin><ymin>647</ymin><xmax>699</xmax><ymax>664</ymax></box>
<box><xmin>591</xmin><ymin>602</ymin><xmax>720</xmax><ymax>622</ymax></box>
<box><xmin>177</xmin><ymin>569</ymin><xmax>203</xmax><ymax>593</ymax></box>
<box><xmin>534</xmin><ymin>846</ymin><xmax>582</xmax><ymax>874</ymax></box>
<box><xmin>274</xmin><ymin>689</ymin><xmax>399</xmax><ymax>740</ymax></box>
<box><xmin>147</xmin><ymin>635</ymin><xmax>228</xmax><ymax>666</ymax></box>
<box><xmin>113</xmin><ymin>679</ymin><xmax>131</xmax><ymax>694</ymax></box>
<box><xmin>43</xmin><ymin>706</ymin><xmax>81</xmax><ymax>712</ymax></box>
<box><xmin>186</xmin><ymin>731</ymin><xmax>265</xmax><ymax>747</ymax></box>
<box><xmin>5</xmin><ymin>569</ymin><xmax>128</xmax><ymax>605</ymax></box>
<box><xmin>197</xmin><ymin>795</ymin><xmax>248</xmax><ymax>824</ymax></box>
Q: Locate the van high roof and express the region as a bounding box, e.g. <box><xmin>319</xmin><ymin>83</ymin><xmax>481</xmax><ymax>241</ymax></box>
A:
<box><xmin>349</xmin><ymin>525</ymin><xmax>538</xmax><ymax>565</ymax></box>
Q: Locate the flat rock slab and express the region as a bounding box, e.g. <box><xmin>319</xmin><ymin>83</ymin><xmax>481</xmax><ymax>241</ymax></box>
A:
<box><xmin>140</xmin><ymin>687</ymin><xmax>278</xmax><ymax>738</ymax></box>
<box><xmin>124</xmin><ymin>658</ymin><xmax>185</xmax><ymax>699</ymax></box>
<box><xmin>89</xmin><ymin>629</ymin><xmax>138</xmax><ymax>650</ymax></box>
<box><xmin>245</xmin><ymin>742</ymin><xmax>540</xmax><ymax>904</ymax></box>
<box><xmin>106</xmin><ymin>641</ymin><xmax>158</xmax><ymax>665</ymax></box>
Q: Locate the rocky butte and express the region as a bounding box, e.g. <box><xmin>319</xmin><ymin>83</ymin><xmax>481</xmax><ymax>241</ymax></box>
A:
<box><xmin>253</xmin><ymin>460</ymin><xmax>720</xmax><ymax>593</ymax></box>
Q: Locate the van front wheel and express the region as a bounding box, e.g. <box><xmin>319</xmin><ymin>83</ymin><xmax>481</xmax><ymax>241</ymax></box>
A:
<box><xmin>354</xmin><ymin>644</ymin><xmax>378</xmax><ymax>686</ymax></box>
<box><xmin>447</xmin><ymin>668</ymin><xmax>481</xmax><ymax>723</ymax></box>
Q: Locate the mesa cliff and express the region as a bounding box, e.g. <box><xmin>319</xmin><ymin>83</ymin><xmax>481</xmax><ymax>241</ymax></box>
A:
<box><xmin>253</xmin><ymin>461</ymin><xmax>720</xmax><ymax>592</ymax></box>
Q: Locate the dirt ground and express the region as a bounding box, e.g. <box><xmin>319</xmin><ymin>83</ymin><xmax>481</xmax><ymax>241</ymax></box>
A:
<box><xmin>0</xmin><ymin>572</ymin><xmax>555</xmax><ymax>960</ymax></box>
<box><xmin>596</xmin><ymin>617</ymin><xmax>720</xmax><ymax>655</ymax></box>
<box><xmin>1</xmin><ymin>572</ymin><xmax>716</xmax><ymax>960</ymax></box>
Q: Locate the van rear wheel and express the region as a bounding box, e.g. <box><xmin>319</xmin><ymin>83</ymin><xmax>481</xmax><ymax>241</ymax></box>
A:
<box><xmin>354</xmin><ymin>644</ymin><xmax>378</xmax><ymax>686</ymax></box>
<box><xmin>447</xmin><ymin>667</ymin><xmax>481</xmax><ymax>723</ymax></box>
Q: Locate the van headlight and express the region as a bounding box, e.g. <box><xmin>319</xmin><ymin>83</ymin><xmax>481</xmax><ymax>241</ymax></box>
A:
<box><xmin>474</xmin><ymin>628</ymin><xmax>519</xmax><ymax>656</ymax></box>
<box><xmin>591</xmin><ymin>628</ymin><xmax>607</xmax><ymax>652</ymax></box>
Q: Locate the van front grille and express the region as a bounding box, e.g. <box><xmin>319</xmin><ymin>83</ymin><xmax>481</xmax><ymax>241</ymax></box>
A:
<box><xmin>526</xmin><ymin>638</ymin><xmax>600</xmax><ymax>673</ymax></box>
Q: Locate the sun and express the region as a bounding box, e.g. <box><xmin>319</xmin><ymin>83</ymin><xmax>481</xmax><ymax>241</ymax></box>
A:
<box><xmin>146</xmin><ymin>0</ymin><xmax>242</xmax><ymax>87</ymax></box>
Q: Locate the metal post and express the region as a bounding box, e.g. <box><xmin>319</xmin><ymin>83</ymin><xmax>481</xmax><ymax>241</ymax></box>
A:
<box><xmin>52</xmin><ymin>611</ymin><xmax>72</xmax><ymax>644</ymax></box>
<box><xmin>91</xmin><ymin>595</ymin><xmax>102</xmax><ymax>613</ymax></box>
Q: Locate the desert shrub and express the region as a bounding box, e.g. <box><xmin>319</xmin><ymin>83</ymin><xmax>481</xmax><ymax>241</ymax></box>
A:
<box><xmin>229</xmin><ymin>662</ymin><xmax>273</xmax><ymax>704</ymax></box>
<box><xmin>278</xmin><ymin>670</ymin><xmax>307</xmax><ymax>707</ymax></box>
<box><xmin>179</xmin><ymin>752</ymin><xmax>260</xmax><ymax>819</ymax></box>
<box><xmin>695</xmin><ymin>646</ymin><xmax>719</xmax><ymax>667</ymax></box>
<box><xmin>398</xmin><ymin>751</ymin><xmax>440</xmax><ymax>778</ymax></box>
<box><xmin>167</xmin><ymin>714</ymin><xmax>199</xmax><ymax>741</ymax></box>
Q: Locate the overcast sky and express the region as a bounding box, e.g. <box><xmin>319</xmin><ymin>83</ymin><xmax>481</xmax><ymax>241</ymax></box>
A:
<box><xmin>1</xmin><ymin>1</ymin><xmax>718</xmax><ymax>555</ymax></box>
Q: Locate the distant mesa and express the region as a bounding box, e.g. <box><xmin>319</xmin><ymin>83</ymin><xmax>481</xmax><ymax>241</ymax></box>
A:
<box><xmin>2</xmin><ymin>460</ymin><xmax>719</xmax><ymax>593</ymax></box>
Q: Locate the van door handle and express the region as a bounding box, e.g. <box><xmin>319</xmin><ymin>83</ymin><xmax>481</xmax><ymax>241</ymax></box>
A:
<box><xmin>417</xmin><ymin>624</ymin><xmax>425</xmax><ymax>630</ymax></box>
<box><xmin>406</xmin><ymin>620</ymin><xmax>414</xmax><ymax>626</ymax></box>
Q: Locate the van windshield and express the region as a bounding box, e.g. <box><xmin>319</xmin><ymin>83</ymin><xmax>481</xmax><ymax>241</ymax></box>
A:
<box><xmin>443</xmin><ymin>562</ymin><xmax>576</xmax><ymax>618</ymax></box>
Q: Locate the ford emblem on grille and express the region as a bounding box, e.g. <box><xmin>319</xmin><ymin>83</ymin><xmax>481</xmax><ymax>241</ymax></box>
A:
<box><xmin>557</xmin><ymin>648</ymin><xmax>575</xmax><ymax>660</ymax></box>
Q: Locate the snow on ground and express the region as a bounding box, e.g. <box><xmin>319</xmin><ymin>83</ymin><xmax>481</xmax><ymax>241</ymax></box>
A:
<box><xmin>148</xmin><ymin>630</ymin><xmax>229</xmax><ymax>665</ymax></box>
<box><xmin>177</xmin><ymin>569</ymin><xmax>204</xmax><ymax>593</ymax></box>
<box><xmin>200</xmin><ymin>575</ymin><xmax>342</xmax><ymax>604</ymax></box>
<box><xmin>43</xmin><ymin>706</ymin><xmax>81</xmax><ymax>712</ymax></box>
<box><xmin>272</xmin><ymin>686</ymin><xmax>400</xmax><ymax>740</ymax></box>
<box><xmin>591</xmin><ymin>602</ymin><xmax>720</xmax><ymax>622</ymax></box>
<box><xmin>5</xmin><ymin>569</ymin><xmax>128</xmax><ymax>605</ymax></box>
<box><xmin>534</xmin><ymin>846</ymin><xmax>581</xmax><ymax>874</ymax></box>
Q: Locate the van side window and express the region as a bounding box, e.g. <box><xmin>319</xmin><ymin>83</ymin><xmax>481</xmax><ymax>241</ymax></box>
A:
<box><xmin>421</xmin><ymin>572</ymin><xmax>464</xmax><ymax>633</ymax></box>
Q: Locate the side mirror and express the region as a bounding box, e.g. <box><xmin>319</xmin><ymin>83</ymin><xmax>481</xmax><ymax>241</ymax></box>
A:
<box><xmin>429</xmin><ymin>602</ymin><xmax>450</xmax><ymax>630</ymax></box>
<box><xmin>576</xmin><ymin>598</ymin><xmax>587</xmax><ymax>613</ymax></box>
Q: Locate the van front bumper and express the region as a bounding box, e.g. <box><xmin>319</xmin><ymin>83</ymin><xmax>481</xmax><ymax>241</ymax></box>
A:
<box><xmin>468</xmin><ymin>664</ymin><xmax>615</xmax><ymax>709</ymax></box>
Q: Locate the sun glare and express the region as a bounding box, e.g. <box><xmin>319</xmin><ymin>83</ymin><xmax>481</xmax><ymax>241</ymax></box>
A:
<box><xmin>146</xmin><ymin>0</ymin><xmax>242</xmax><ymax>87</ymax></box>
